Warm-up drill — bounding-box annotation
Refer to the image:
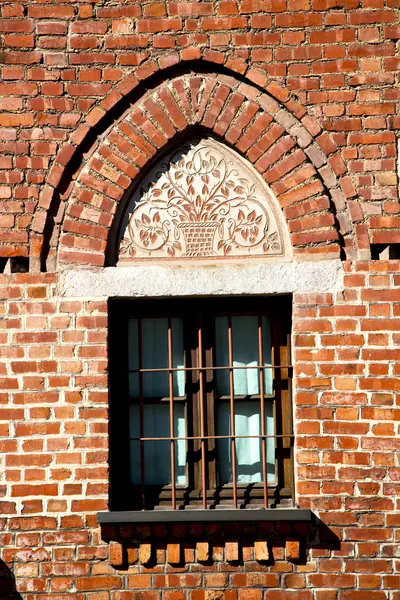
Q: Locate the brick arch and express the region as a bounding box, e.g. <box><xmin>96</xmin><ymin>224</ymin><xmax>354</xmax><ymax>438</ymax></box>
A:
<box><xmin>41</xmin><ymin>70</ymin><xmax>360</xmax><ymax>270</ymax></box>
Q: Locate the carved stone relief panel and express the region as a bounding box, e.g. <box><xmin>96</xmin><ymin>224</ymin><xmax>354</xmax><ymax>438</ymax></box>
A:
<box><xmin>118</xmin><ymin>138</ymin><xmax>289</xmax><ymax>262</ymax></box>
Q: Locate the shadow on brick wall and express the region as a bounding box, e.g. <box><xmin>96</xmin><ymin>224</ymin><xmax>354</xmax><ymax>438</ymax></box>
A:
<box><xmin>100</xmin><ymin>516</ymin><xmax>341</xmax><ymax>568</ymax></box>
<box><xmin>0</xmin><ymin>559</ymin><xmax>23</xmax><ymax>600</ymax></box>
<box><xmin>313</xmin><ymin>516</ymin><xmax>341</xmax><ymax>552</ymax></box>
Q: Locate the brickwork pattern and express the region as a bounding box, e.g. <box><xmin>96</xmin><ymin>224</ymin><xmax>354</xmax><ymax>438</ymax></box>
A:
<box><xmin>0</xmin><ymin>266</ymin><xmax>400</xmax><ymax>597</ymax></box>
<box><xmin>0</xmin><ymin>0</ymin><xmax>399</xmax><ymax>263</ymax></box>
<box><xmin>50</xmin><ymin>71</ymin><xmax>351</xmax><ymax>269</ymax></box>
<box><xmin>1</xmin><ymin>0</ymin><xmax>400</xmax><ymax>597</ymax></box>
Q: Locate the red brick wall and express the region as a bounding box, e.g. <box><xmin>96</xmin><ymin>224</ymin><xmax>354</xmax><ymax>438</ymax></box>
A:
<box><xmin>1</xmin><ymin>1</ymin><xmax>400</xmax><ymax>597</ymax></box>
<box><xmin>0</xmin><ymin>0</ymin><xmax>399</xmax><ymax>264</ymax></box>
<box><xmin>1</xmin><ymin>264</ymin><xmax>400</xmax><ymax>598</ymax></box>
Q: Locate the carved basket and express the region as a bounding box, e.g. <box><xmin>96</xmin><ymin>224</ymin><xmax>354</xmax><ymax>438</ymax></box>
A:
<box><xmin>177</xmin><ymin>222</ymin><xmax>218</xmax><ymax>257</ymax></box>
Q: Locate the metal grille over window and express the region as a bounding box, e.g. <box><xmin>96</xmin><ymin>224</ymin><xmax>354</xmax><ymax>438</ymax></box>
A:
<box><xmin>109</xmin><ymin>297</ymin><xmax>293</xmax><ymax>511</ymax></box>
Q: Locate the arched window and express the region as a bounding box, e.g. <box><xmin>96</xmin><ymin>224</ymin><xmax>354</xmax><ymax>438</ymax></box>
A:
<box><xmin>108</xmin><ymin>137</ymin><xmax>294</xmax><ymax>513</ymax></box>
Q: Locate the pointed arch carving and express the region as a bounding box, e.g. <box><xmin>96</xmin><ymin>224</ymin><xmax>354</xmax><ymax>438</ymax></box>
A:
<box><xmin>116</xmin><ymin>136</ymin><xmax>291</xmax><ymax>263</ymax></box>
<box><xmin>38</xmin><ymin>69</ymin><xmax>359</xmax><ymax>270</ymax></box>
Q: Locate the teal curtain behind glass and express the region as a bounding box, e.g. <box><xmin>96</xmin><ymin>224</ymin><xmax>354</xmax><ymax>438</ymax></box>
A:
<box><xmin>217</xmin><ymin>401</ymin><xmax>276</xmax><ymax>484</ymax></box>
<box><xmin>128</xmin><ymin>317</ymin><xmax>185</xmax><ymax>398</ymax></box>
<box><xmin>128</xmin><ymin>317</ymin><xmax>186</xmax><ymax>485</ymax></box>
<box><xmin>215</xmin><ymin>316</ymin><xmax>273</xmax><ymax>396</ymax></box>
<box><xmin>130</xmin><ymin>403</ymin><xmax>186</xmax><ymax>485</ymax></box>
<box><xmin>215</xmin><ymin>315</ymin><xmax>276</xmax><ymax>484</ymax></box>
<box><xmin>127</xmin><ymin>314</ymin><xmax>276</xmax><ymax>488</ymax></box>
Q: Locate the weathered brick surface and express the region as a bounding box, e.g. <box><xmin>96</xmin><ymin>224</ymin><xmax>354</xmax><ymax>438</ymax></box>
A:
<box><xmin>0</xmin><ymin>0</ymin><xmax>398</xmax><ymax>262</ymax></box>
<box><xmin>1</xmin><ymin>1</ymin><xmax>400</xmax><ymax>597</ymax></box>
<box><xmin>0</xmin><ymin>265</ymin><xmax>399</xmax><ymax>596</ymax></box>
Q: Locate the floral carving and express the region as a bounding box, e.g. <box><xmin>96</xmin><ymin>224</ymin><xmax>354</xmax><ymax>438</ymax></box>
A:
<box><xmin>119</xmin><ymin>138</ymin><xmax>285</xmax><ymax>261</ymax></box>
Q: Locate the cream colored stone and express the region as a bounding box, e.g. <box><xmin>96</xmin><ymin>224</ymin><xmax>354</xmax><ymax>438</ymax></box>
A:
<box><xmin>118</xmin><ymin>137</ymin><xmax>290</xmax><ymax>262</ymax></box>
<box><xmin>61</xmin><ymin>259</ymin><xmax>344</xmax><ymax>298</ymax></box>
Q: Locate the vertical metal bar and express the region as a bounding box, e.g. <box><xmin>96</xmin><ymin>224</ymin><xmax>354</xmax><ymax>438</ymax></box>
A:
<box><xmin>227</xmin><ymin>316</ymin><xmax>237</xmax><ymax>509</ymax></box>
<box><xmin>138</xmin><ymin>319</ymin><xmax>145</xmax><ymax>510</ymax></box>
<box><xmin>258</xmin><ymin>315</ymin><xmax>268</xmax><ymax>509</ymax></box>
<box><xmin>198</xmin><ymin>319</ymin><xmax>207</xmax><ymax>509</ymax></box>
<box><xmin>167</xmin><ymin>317</ymin><xmax>176</xmax><ymax>510</ymax></box>
<box><xmin>287</xmin><ymin>330</ymin><xmax>295</xmax><ymax>508</ymax></box>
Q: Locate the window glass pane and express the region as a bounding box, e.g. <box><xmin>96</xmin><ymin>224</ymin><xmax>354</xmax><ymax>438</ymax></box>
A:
<box><xmin>130</xmin><ymin>403</ymin><xmax>186</xmax><ymax>485</ymax></box>
<box><xmin>215</xmin><ymin>316</ymin><xmax>272</xmax><ymax>395</ymax></box>
<box><xmin>128</xmin><ymin>317</ymin><xmax>185</xmax><ymax>398</ymax></box>
<box><xmin>217</xmin><ymin>400</ymin><xmax>276</xmax><ymax>485</ymax></box>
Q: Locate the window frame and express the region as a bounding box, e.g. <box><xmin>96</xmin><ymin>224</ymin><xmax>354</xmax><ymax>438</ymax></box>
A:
<box><xmin>108</xmin><ymin>295</ymin><xmax>293</xmax><ymax>512</ymax></box>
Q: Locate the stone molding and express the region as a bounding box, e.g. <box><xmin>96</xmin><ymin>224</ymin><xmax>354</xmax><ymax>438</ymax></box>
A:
<box><xmin>60</xmin><ymin>259</ymin><xmax>344</xmax><ymax>298</ymax></box>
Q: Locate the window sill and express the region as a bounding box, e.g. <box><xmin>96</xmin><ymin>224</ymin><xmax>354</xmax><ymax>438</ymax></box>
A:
<box><xmin>97</xmin><ymin>508</ymin><xmax>312</xmax><ymax>524</ymax></box>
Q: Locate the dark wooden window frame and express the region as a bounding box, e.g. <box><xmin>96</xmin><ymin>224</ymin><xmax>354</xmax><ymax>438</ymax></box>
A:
<box><xmin>108</xmin><ymin>295</ymin><xmax>293</xmax><ymax>512</ymax></box>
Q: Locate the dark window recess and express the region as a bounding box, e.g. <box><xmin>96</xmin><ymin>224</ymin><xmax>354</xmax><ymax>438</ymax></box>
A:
<box><xmin>108</xmin><ymin>296</ymin><xmax>293</xmax><ymax>511</ymax></box>
<box><xmin>0</xmin><ymin>257</ymin><xmax>29</xmax><ymax>273</ymax></box>
<box><xmin>371</xmin><ymin>244</ymin><xmax>400</xmax><ymax>260</ymax></box>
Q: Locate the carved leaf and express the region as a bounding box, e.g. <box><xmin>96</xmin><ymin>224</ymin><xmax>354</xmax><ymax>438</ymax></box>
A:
<box><xmin>119</xmin><ymin>138</ymin><xmax>283</xmax><ymax>260</ymax></box>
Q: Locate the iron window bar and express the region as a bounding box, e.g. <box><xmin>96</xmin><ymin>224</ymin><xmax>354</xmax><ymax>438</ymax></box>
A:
<box><xmin>128</xmin><ymin>308</ymin><xmax>292</xmax><ymax>512</ymax></box>
<box><xmin>129</xmin><ymin>434</ymin><xmax>294</xmax><ymax>441</ymax></box>
<box><xmin>124</xmin><ymin>365</ymin><xmax>292</xmax><ymax>372</ymax></box>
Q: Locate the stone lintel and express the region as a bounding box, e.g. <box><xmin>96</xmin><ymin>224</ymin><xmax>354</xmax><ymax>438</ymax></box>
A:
<box><xmin>61</xmin><ymin>259</ymin><xmax>344</xmax><ymax>298</ymax></box>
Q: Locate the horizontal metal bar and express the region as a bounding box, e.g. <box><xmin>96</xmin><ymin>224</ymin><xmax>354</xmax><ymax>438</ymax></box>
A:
<box><xmin>97</xmin><ymin>509</ymin><xmax>313</xmax><ymax>524</ymax></box>
<box><xmin>124</xmin><ymin>365</ymin><xmax>292</xmax><ymax>373</ymax></box>
<box><xmin>129</xmin><ymin>434</ymin><xmax>294</xmax><ymax>441</ymax></box>
<box><xmin>129</xmin><ymin>394</ymin><xmax>275</xmax><ymax>402</ymax></box>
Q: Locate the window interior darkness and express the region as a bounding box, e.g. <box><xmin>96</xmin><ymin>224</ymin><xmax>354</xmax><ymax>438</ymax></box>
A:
<box><xmin>108</xmin><ymin>296</ymin><xmax>293</xmax><ymax>511</ymax></box>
